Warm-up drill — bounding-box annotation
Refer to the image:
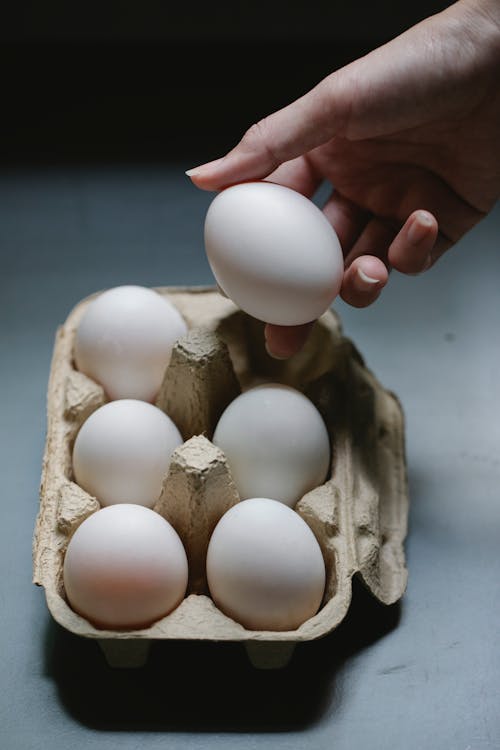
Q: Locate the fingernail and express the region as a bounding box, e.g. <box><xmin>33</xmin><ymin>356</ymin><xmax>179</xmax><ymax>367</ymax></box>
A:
<box><xmin>265</xmin><ymin>341</ymin><xmax>289</xmax><ymax>360</ymax></box>
<box><xmin>216</xmin><ymin>283</ymin><xmax>228</xmax><ymax>299</ymax></box>
<box><xmin>185</xmin><ymin>157</ymin><xmax>226</xmax><ymax>179</ymax></box>
<box><xmin>357</xmin><ymin>267</ymin><xmax>381</xmax><ymax>287</ymax></box>
<box><xmin>408</xmin><ymin>211</ymin><xmax>433</xmax><ymax>245</ymax></box>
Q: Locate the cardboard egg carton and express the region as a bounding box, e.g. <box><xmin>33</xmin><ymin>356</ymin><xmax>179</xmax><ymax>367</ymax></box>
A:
<box><xmin>33</xmin><ymin>286</ymin><xmax>409</xmax><ymax>669</ymax></box>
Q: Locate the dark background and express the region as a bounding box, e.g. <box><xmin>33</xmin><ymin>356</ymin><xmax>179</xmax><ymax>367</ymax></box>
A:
<box><xmin>2</xmin><ymin>1</ymin><xmax>452</xmax><ymax>166</ymax></box>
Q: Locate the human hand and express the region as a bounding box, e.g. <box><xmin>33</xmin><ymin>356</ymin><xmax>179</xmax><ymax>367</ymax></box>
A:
<box><xmin>187</xmin><ymin>0</ymin><xmax>500</xmax><ymax>358</ymax></box>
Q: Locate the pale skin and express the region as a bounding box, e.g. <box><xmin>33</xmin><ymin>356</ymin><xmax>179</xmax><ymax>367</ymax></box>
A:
<box><xmin>187</xmin><ymin>0</ymin><xmax>500</xmax><ymax>358</ymax></box>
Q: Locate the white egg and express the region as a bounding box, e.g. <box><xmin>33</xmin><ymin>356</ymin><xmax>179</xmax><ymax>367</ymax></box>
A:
<box><xmin>212</xmin><ymin>383</ymin><xmax>331</xmax><ymax>507</ymax></box>
<box><xmin>63</xmin><ymin>504</ymin><xmax>188</xmax><ymax>629</ymax></box>
<box><xmin>72</xmin><ymin>399</ymin><xmax>183</xmax><ymax>508</ymax></box>
<box><xmin>204</xmin><ymin>181</ymin><xmax>344</xmax><ymax>326</ymax></box>
<box><xmin>206</xmin><ymin>498</ymin><xmax>326</xmax><ymax>631</ymax></box>
<box><xmin>74</xmin><ymin>285</ymin><xmax>188</xmax><ymax>401</ymax></box>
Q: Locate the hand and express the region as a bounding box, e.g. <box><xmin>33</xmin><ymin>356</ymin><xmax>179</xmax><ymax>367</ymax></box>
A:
<box><xmin>187</xmin><ymin>0</ymin><xmax>500</xmax><ymax>358</ymax></box>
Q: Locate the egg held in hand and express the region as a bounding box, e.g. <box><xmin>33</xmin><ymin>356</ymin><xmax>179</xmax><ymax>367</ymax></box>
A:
<box><xmin>63</xmin><ymin>504</ymin><xmax>188</xmax><ymax>630</ymax></box>
<box><xmin>206</xmin><ymin>498</ymin><xmax>326</xmax><ymax>631</ymax></box>
<box><xmin>204</xmin><ymin>181</ymin><xmax>344</xmax><ymax>326</ymax></box>
<box><xmin>74</xmin><ymin>284</ymin><xmax>188</xmax><ymax>402</ymax></box>
<box><xmin>72</xmin><ymin>399</ymin><xmax>183</xmax><ymax>508</ymax></box>
<box><xmin>212</xmin><ymin>383</ymin><xmax>331</xmax><ymax>507</ymax></box>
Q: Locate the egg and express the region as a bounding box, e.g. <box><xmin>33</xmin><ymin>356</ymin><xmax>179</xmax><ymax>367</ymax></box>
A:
<box><xmin>212</xmin><ymin>383</ymin><xmax>331</xmax><ymax>507</ymax></box>
<box><xmin>72</xmin><ymin>399</ymin><xmax>183</xmax><ymax>508</ymax></box>
<box><xmin>74</xmin><ymin>285</ymin><xmax>188</xmax><ymax>401</ymax></box>
<box><xmin>206</xmin><ymin>497</ymin><xmax>326</xmax><ymax>631</ymax></box>
<box><xmin>204</xmin><ymin>181</ymin><xmax>344</xmax><ymax>326</ymax></box>
<box><xmin>63</xmin><ymin>504</ymin><xmax>188</xmax><ymax>629</ymax></box>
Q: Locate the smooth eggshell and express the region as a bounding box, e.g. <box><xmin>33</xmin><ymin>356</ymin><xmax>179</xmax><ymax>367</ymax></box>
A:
<box><xmin>204</xmin><ymin>181</ymin><xmax>344</xmax><ymax>326</ymax></box>
<box><xmin>72</xmin><ymin>399</ymin><xmax>183</xmax><ymax>508</ymax></box>
<box><xmin>63</xmin><ymin>504</ymin><xmax>188</xmax><ymax>629</ymax></box>
<box><xmin>74</xmin><ymin>285</ymin><xmax>188</xmax><ymax>401</ymax></box>
<box><xmin>212</xmin><ymin>383</ymin><xmax>331</xmax><ymax>507</ymax></box>
<box><xmin>206</xmin><ymin>498</ymin><xmax>326</xmax><ymax>631</ymax></box>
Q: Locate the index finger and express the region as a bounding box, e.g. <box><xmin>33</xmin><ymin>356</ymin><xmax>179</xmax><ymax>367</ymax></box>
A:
<box><xmin>186</xmin><ymin>74</ymin><xmax>351</xmax><ymax>191</ymax></box>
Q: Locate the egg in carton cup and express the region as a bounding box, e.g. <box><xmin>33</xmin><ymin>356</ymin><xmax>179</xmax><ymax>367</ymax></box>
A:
<box><xmin>33</xmin><ymin>285</ymin><xmax>409</xmax><ymax>669</ymax></box>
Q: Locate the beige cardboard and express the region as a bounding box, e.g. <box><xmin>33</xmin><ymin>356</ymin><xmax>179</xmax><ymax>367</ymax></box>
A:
<box><xmin>33</xmin><ymin>286</ymin><xmax>409</xmax><ymax>667</ymax></box>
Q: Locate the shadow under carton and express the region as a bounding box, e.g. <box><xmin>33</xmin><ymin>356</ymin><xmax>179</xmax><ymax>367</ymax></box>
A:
<box><xmin>33</xmin><ymin>285</ymin><xmax>409</xmax><ymax>669</ymax></box>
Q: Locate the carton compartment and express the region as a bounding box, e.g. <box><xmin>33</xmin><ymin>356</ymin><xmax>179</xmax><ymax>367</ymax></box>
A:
<box><xmin>33</xmin><ymin>286</ymin><xmax>409</xmax><ymax>666</ymax></box>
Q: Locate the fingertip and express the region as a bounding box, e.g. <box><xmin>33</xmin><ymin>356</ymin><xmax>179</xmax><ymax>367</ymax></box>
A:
<box><xmin>185</xmin><ymin>141</ymin><xmax>276</xmax><ymax>191</ymax></box>
<box><xmin>264</xmin><ymin>322</ymin><xmax>315</xmax><ymax>359</ymax></box>
<box><xmin>340</xmin><ymin>256</ymin><xmax>388</xmax><ymax>308</ymax></box>
<box><xmin>389</xmin><ymin>210</ymin><xmax>438</xmax><ymax>274</ymax></box>
<box><xmin>184</xmin><ymin>157</ymin><xmax>229</xmax><ymax>190</ymax></box>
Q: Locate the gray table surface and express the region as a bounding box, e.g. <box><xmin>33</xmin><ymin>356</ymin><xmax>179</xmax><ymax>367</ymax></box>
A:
<box><xmin>1</xmin><ymin>165</ymin><xmax>498</xmax><ymax>750</ymax></box>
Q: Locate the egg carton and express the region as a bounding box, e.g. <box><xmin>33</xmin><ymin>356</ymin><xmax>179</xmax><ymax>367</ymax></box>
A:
<box><xmin>33</xmin><ymin>285</ymin><xmax>409</xmax><ymax>670</ymax></box>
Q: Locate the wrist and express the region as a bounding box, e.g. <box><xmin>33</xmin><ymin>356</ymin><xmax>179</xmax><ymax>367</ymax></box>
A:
<box><xmin>465</xmin><ymin>0</ymin><xmax>500</xmax><ymax>31</ymax></box>
<box><xmin>453</xmin><ymin>0</ymin><xmax>500</xmax><ymax>58</ymax></box>
<box><xmin>439</xmin><ymin>0</ymin><xmax>500</xmax><ymax>94</ymax></box>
